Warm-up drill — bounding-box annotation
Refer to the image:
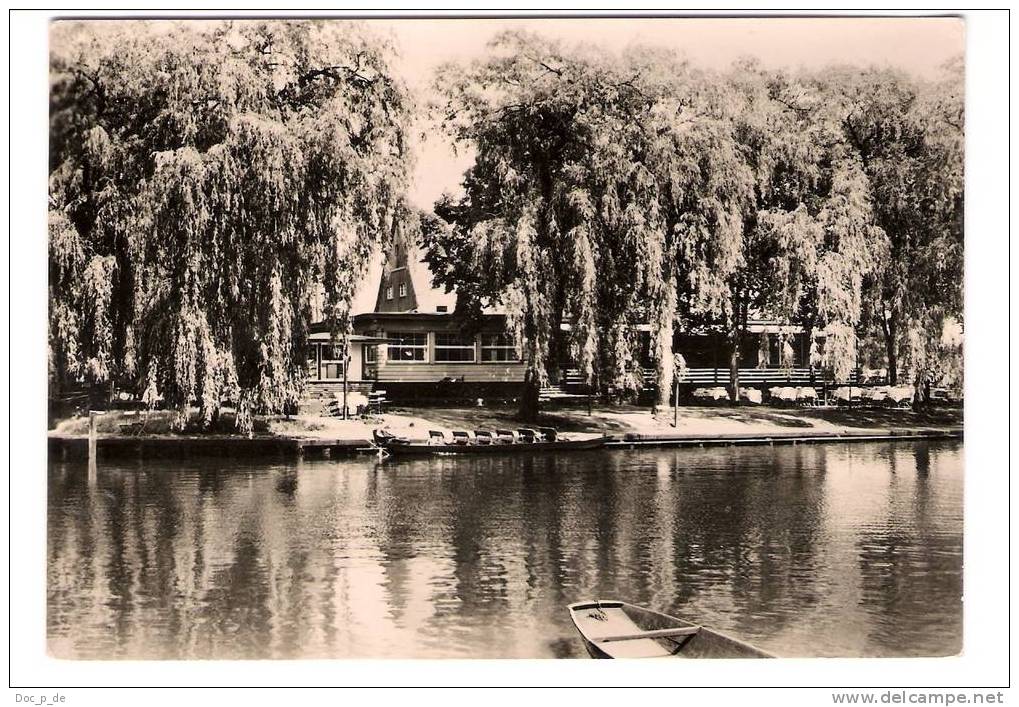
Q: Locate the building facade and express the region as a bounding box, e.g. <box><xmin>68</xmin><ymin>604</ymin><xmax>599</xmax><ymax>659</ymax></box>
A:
<box><xmin>304</xmin><ymin>237</ymin><xmax>844</xmax><ymax>405</ymax></box>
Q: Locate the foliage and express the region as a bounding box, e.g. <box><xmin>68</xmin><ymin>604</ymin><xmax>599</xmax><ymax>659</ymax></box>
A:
<box><xmin>428</xmin><ymin>35</ymin><xmax>801</xmax><ymax>412</ymax></box>
<box><xmin>428</xmin><ymin>32</ymin><xmax>693</xmax><ymax>416</ymax></box>
<box><xmin>426</xmin><ymin>38</ymin><xmax>917</xmax><ymax>411</ymax></box>
<box><xmin>49</xmin><ymin>20</ymin><xmax>412</xmax><ymax>430</ymax></box>
<box><xmin>823</xmin><ymin>62</ymin><xmax>964</xmax><ymax>390</ymax></box>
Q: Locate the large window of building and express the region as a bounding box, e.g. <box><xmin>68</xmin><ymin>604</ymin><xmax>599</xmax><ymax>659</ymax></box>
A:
<box><xmin>320</xmin><ymin>343</ymin><xmax>346</xmax><ymax>380</ymax></box>
<box><xmin>481</xmin><ymin>333</ymin><xmax>520</xmax><ymax>362</ymax></box>
<box><xmin>387</xmin><ymin>332</ymin><xmax>427</xmax><ymax>362</ymax></box>
<box><xmin>434</xmin><ymin>333</ymin><xmax>476</xmax><ymax>362</ymax></box>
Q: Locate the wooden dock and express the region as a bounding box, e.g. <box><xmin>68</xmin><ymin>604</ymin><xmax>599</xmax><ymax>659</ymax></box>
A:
<box><xmin>606</xmin><ymin>428</ymin><xmax>962</xmax><ymax>450</ymax></box>
<box><xmin>48</xmin><ymin>434</ymin><xmax>369</xmax><ymax>461</ymax></box>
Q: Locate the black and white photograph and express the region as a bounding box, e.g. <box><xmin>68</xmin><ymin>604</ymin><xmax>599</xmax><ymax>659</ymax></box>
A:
<box><xmin>6</xmin><ymin>6</ymin><xmax>1012</xmax><ymax>699</ymax></box>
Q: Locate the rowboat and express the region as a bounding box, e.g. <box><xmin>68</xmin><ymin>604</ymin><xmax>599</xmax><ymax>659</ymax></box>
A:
<box><xmin>378</xmin><ymin>434</ymin><xmax>611</xmax><ymax>456</ymax></box>
<box><xmin>567</xmin><ymin>600</ymin><xmax>775</xmax><ymax>659</ymax></box>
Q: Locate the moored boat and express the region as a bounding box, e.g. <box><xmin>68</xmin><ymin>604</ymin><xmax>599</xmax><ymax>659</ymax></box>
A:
<box><xmin>377</xmin><ymin>433</ymin><xmax>611</xmax><ymax>456</ymax></box>
<box><xmin>568</xmin><ymin>600</ymin><xmax>774</xmax><ymax>659</ymax></box>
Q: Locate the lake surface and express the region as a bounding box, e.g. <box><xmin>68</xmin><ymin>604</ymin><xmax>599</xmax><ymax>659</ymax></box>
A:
<box><xmin>48</xmin><ymin>440</ymin><xmax>963</xmax><ymax>659</ymax></box>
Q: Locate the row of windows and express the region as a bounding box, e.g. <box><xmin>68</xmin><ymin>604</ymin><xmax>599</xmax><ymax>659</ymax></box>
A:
<box><xmin>384</xmin><ymin>283</ymin><xmax>408</xmax><ymax>301</ymax></box>
<box><xmin>386</xmin><ymin>332</ymin><xmax>520</xmax><ymax>363</ymax></box>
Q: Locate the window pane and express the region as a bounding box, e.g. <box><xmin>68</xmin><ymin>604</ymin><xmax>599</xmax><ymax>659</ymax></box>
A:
<box><xmin>321</xmin><ymin>344</ymin><xmax>345</xmax><ymax>361</ymax></box>
<box><xmin>435</xmin><ymin>347</ymin><xmax>475</xmax><ymax>362</ymax></box>
<box><xmin>481</xmin><ymin>332</ymin><xmax>519</xmax><ymax>361</ymax></box>
<box><xmin>435</xmin><ymin>332</ymin><xmax>476</xmax><ymax>363</ymax></box>
<box><xmin>435</xmin><ymin>333</ymin><xmax>473</xmax><ymax>347</ymax></box>
<box><xmin>387</xmin><ymin>332</ymin><xmax>427</xmax><ymax>362</ymax></box>
<box><xmin>482</xmin><ymin>348</ymin><xmax>518</xmax><ymax>362</ymax></box>
<box><xmin>391</xmin><ymin>332</ymin><xmax>425</xmax><ymax>346</ymax></box>
<box><xmin>326</xmin><ymin>363</ymin><xmax>344</xmax><ymax>379</ymax></box>
<box><xmin>481</xmin><ymin>333</ymin><xmax>514</xmax><ymax>347</ymax></box>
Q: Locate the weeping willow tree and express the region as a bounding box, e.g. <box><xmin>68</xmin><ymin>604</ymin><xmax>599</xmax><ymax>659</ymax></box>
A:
<box><xmin>430</xmin><ymin>32</ymin><xmax>707</xmax><ymax>420</ymax></box>
<box><xmin>426</xmin><ymin>34</ymin><xmax>942</xmax><ymax>415</ymax></box>
<box><xmin>822</xmin><ymin>63</ymin><xmax>964</xmax><ymax>396</ymax></box>
<box><xmin>631</xmin><ymin>58</ymin><xmax>754</xmax><ymax>407</ymax></box>
<box><xmin>426</xmin><ymin>35</ymin><xmax>861</xmax><ymax>415</ymax></box>
<box><xmin>48</xmin><ymin>20</ymin><xmax>412</xmax><ymax>430</ymax></box>
<box><xmin>674</xmin><ymin>61</ymin><xmax>890</xmax><ymax>400</ymax></box>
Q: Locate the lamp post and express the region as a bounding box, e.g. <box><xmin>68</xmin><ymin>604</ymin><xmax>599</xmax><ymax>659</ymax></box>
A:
<box><xmin>342</xmin><ymin>334</ymin><xmax>349</xmax><ymax>420</ymax></box>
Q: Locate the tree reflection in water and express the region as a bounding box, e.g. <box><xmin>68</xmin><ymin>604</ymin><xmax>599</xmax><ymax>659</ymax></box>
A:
<box><xmin>47</xmin><ymin>441</ymin><xmax>962</xmax><ymax>659</ymax></box>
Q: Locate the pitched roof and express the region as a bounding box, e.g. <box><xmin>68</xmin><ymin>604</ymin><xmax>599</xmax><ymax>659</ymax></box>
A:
<box><xmin>371</xmin><ymin>227</ymin><xmax>456</xmax><ymax>314</ymax></box>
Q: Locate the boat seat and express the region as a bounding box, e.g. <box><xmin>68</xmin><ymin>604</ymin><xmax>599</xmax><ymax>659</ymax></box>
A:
<box><xmin>597</xmin><ymin>626</ymin><xmax>701</xmax><ymax>643</ymax></box>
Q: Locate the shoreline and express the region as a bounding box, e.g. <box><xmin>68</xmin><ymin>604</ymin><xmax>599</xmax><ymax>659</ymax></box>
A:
<box><xmin>48</xmin><ymin>411</ymin><xmax>963</xmax><ymax>460</ymax></box>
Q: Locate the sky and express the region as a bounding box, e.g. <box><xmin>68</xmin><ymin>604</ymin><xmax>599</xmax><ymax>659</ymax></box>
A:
<box><xmin>371</xmin><ymin>16</ymin><xmax>964</xmax><ymax>209</ymax></box>
<box><xmin>349</xmin><ymin>16</ymin><xmax>965</xmax><ymax>312</ymax></box>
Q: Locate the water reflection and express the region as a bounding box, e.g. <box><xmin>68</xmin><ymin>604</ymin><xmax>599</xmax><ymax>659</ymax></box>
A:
<box><xmin>48</xmin><ymin>441</ymin><xmax>963</xmax><ymax>659</ymax></box>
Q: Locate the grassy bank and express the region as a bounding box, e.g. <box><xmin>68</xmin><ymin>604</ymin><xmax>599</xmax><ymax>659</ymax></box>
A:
<box><xmin>51</xmin><ymin>402</ymin><xmax>963</xmax><ymax>444</ymax></box>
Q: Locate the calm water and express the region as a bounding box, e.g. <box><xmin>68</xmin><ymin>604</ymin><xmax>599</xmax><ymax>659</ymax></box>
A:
<box><xmin>48</xmin><ymin>441</ymin><xmax>963</xmax><ymax>659</ymax></box>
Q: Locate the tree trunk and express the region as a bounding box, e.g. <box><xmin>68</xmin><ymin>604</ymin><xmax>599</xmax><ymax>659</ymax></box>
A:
<box><xmin>518</xmin><ymin>368</ymin><xmax>541</xmax><ymax>422</ymax></box>
<box><xmin>655</xmin><ymin>281</ymin><xmax>677</xmax><ymax>409</ymax></box>
<box><xmin>728</xmin><ymin>306</ymin><xmax>746</xmax><ymax>404</ymax></box>
<box><xmin>882</xmin><ymin>313</ymin><xmax>898</xmax><ymax>385</ymax></box>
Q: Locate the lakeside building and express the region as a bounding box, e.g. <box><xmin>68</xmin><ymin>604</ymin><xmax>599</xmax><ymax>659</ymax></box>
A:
<box><xmin>303</xmin><ymin>234</ymin><xmax>833</xmax><ymax>407</ymax></box>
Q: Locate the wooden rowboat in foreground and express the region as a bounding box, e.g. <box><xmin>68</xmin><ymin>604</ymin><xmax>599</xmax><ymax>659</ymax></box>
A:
<box><xmin>568</xmin><ymin>600</ymin><xmax>775</xmax><ymax>659</ymax></box>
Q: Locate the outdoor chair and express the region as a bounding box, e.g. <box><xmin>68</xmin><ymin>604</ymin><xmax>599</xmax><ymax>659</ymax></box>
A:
<box><xmin>428</xmin><ymin>430</ymin><xmax>447</xmax><ymax>445</ymax></box>
<box><xmin>473</xmin><ymin>430</ymin><xmax>494</xmax><ymax>445</ymax></box>
<box><xmin>451</xmin><ymin>431</ymin><xmax>470</xmax><ymax>445</ymax></box>
<box><xmin>367</xmin><ymin>390</ymin><xmax>388</xmax><ymax>415</ymax></box>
